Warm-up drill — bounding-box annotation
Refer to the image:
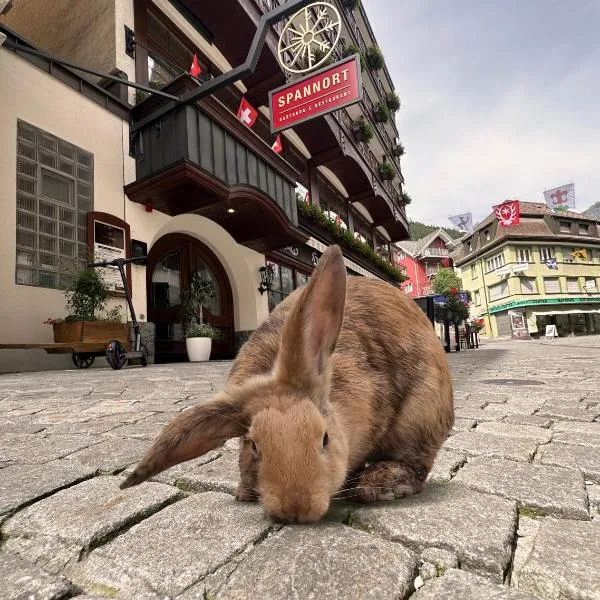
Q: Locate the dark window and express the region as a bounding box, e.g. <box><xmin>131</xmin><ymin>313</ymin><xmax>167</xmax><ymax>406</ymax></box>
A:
<box><xmin>266</xmin><ymin>259</ymin><xmax>310</xmax><ymax>311</ymax></box>
<box><xmin>15</xmin><ymin>120</ymin><xmax>93</xmax><ymax>288</ymax></box>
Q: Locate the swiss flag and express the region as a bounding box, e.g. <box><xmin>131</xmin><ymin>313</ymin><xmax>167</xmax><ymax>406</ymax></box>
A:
<box><xmin>493</xmin><ymin>200</ymin><xmax>520</xmax><ymax>227</ymax></box>
<box><xmin>189</xmin><ymin>53</ymin><xmax>202</xmax><ymax>78</ymax></box>
<box><xmin>271</xmin><ymin>134</ymin><xmax>283</xmax><ymax>154</ymax></box>
<box><xmin>236</xmin><ymin>97</ymin><xmax>258</xmax><ymax>128</ymax></box>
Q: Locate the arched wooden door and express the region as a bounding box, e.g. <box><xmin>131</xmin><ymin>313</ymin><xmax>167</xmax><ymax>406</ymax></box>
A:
<box><xmin>147</xmin><ymin>233</ymin><xmax>234</xmax><ymax>361</ymax></box>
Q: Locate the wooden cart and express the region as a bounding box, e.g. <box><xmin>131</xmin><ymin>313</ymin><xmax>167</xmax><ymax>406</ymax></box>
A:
<box><xmin>0</xmin><ymin>341</ymin><xmax>131</xmax><ymax>369</ymax></box>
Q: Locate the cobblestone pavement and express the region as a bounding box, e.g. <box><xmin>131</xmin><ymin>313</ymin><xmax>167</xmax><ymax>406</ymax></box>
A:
<box><xmin>1</xmin><ymin>337</ymin><xmax>600</xmax><ymax>599</ymax></box>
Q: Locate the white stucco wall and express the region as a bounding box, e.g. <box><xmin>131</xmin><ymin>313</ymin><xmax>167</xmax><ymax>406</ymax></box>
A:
<box><xmin>0</xmin><ymin>46</ymin><xmax>269</xmax><ymax>373</ymax></box>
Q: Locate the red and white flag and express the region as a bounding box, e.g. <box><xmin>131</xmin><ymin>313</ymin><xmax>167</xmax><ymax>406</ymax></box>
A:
<box><xmin>493</xmin><ymin>200</ymin><xmax>520</xmax><ymax>227</ymax></box>
<box><xmin>236</xmin><ymin>97</ymin><xmax>258</xmax><ymax>128</ymax></box>
<box><xmin>271</xmin><ymin>134</ymin><xmax>283</xmax><ymax>154</ymax></box>
<box><xmin>189</xmin><ymin>53</ymin><xmax>202</xmax><ymax>78</ymax></box>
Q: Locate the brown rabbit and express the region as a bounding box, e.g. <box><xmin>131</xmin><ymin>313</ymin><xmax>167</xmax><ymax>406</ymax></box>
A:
<box><xmin>121</xmin><ymin>244</ymin><xmax>454</xmax><ymax>523</ymax></box>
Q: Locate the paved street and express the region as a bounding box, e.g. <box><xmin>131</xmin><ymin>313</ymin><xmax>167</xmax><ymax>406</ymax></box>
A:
<box><xmin>1</xmin><ymin>337</ymin><xmax>599</xmax><ymax>600</ymax></box>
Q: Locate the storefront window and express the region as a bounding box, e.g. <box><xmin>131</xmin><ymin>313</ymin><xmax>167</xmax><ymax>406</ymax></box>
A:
<box><xmin>267</xmin><ymin>260</ymin><xmax>310</xmax><ymax>311</ymax></box>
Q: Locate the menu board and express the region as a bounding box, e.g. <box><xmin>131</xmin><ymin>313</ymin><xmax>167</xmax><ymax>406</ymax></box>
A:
<box><xmin>93</xmin><ymin>221</ymin><xmax>126</xmax><ymax>292</ymax></box>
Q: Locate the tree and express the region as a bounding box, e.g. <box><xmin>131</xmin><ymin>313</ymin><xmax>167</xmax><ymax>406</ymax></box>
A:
<box><xmin>432</xmin><ymin>268</ymin><xmax>470</xmax><ymax>324</ymax></box>
<box><xmin>432</xmin><ymin>268</ymin><xmax>463</xmax><ymax>295</ymax></box>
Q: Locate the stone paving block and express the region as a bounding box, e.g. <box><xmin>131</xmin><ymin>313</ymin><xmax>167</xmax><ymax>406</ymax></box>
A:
<box><xmin>454</xmin><ymin>457</ymin><xmax>589</xmax><ymax>520</ymax></box>
<box><xmin>518</xmin><ymin>519</ymin><xmax>600</xmax><ymax>599</ymax></box>
<box><xmin>428</xmin><ymin>450</ymin><xmax>467</xmax><ymax>483</ymax></box>
<box><xmin>351</xmin><ymin>483</ymin><xmax>517</xmax><ymax>582</ymax></box>
<box><xmin>40</xmin><ymin>419</ymin><xmax>124</xmax><ymax>436</ymax></box>
<box><xmin>511</xmin><ymin>516</ymin><xmax>542</xmax><ymax>588</ymax></box>
<box><xmin>0</xmin><ymin>433</ymin><xmax>102</xmax><ymax>465</ymax></box>
<box><xmin>177</xmin><ymin>449</ymin><xmax>240</xmax><ymax>495</ymax></box>
<box><xmin>442</xmin><ymin>431</ymin><xmax>538</xmax><ymax>462</ymax></box>
<box><xmin>474</xmin><ymin>422</ymin><xmax>553</xmax><ymax>444</ymax></box>
<box><xmin>3</xmin><ymin>477</ymin><xmax>183</xmax><ymax>570</ymax></box>
<box><xmin>504</xmin><ymin>414</ymin><xmax>553</xmax><ymax>428</ymax></box>
<box><xmin>588</xmin><ymin>483</ymin><xmax>600</xmax><ymax>519</ymax></box>
<box><xmin>536</xmin><ymin>441</ymin><xmax>600</xmax><ymax>483</ymax></box>
<box><xmin>0</xmin><ymin>459</ymin><xmax>95</xmax><ymax>518</ymax></box>
<box><xmin>0</xmin><ymin>550</ymin><xmax>72</xmax><ymax>600</ymax></box>
<box><xmin>410</xmin><ymin>568</ymin><xmax>536</xmax><ymax>599</ymax></box>
<box><xmin>454</xmin><ymin>408</ymin><xmax>501</xmax><ymax>422</ymax></box>
<box><xmin>552</xmin><ymin>429</ymin><xmax>600</xmax><ymax>448</ymax></box>
<box><xmin>212</xmin><ymin>523</ymin><xmax>417</xmax><ymax>600</ymax></box>
<box><xmin>65</xmin><ymin>437</ymin><xmax>150</xmax><ymax>474</ymax></box>
<box><xmin>536</xmin><ymin>402</ymin><xmax>600</xmax><ymax>422</ymax></box>
<box><xmin>553</xmin><ymin>421</ymin><xmax>600</xmax><ymax>436</ymax></box>
<box><xmin>450</xmin><ymin>418</ymin><xmax>477</xmax><ymax>434</ymax></box>
<box><xmin>70</xmin><ymin>492</ymin><xmax>271</xmax><ymax>598</ymax></box>
<box><xmin>420</xmin><ymin>547</ymin><xmax>459</xmax><ymax>573</ymax></box>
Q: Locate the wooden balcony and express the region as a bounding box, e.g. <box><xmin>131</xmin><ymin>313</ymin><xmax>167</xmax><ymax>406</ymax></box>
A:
<box><xmin>125</xmin><ymin>76</ymin><xmax>307</xmax><ymax>252</ymax></box>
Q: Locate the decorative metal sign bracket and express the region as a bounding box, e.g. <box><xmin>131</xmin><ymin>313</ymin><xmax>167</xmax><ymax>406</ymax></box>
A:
<box><xmin>129</xmin><ymin>0</ymin><xmax>315</xmax><ymax>136</ymax></box>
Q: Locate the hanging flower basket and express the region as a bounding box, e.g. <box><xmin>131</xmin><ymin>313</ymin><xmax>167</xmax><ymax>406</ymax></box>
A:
<box><xmin>392</xmin><ymin>141</ymin><xmax>405</xmax><ymax>157</ymax></box>
<box><xmin>342</xmin><ymin>43</ymin><xmax>365</xmax><ymax>70</ymax></box>
<box><xmin>365</xmin><ymin>45</ymin><xmax>385</xmax><ymax>71</ymax></box>
<box><xmin>385</xmin><ymin>92</ymin><xmax>401</xmax><ymax>112</ymax></box>
<box><xmin>374</xmin><ymin>101</ymin><xmax>390</xmax><ymax>123</ymax></box>
<box><xmin>352</xmin><ymin>116</ymin><xmax>374</xmax><ymax>143</ymax></box>
<box><xmin>400</xmin><ymin>191</ymin><xmax>412</xmax><ymax>206</ymax></box>
<box><xmin>378</xmin><ymin>162</ymin><xmax>396</xmax><ymax>181</ymax></box>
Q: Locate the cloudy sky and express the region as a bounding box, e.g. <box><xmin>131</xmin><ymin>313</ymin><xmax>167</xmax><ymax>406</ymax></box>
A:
<box><xmin>365</xmin><ymin>0</ymin><xmax>600</xmax><ymax>227</ymax></box>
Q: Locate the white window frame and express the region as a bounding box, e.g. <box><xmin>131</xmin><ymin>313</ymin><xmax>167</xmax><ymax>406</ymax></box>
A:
<box><xmin>539</xmin><ymin>247</ymin><xmax>555</xmax><ymax>262</ymax></box>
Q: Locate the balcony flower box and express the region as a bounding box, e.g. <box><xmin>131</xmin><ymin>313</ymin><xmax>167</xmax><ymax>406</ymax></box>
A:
<box><xmin>352</xmin><ymin>116</ymin><xmax>374</xmax><ymax>143</ymax></box>
<box><xmin>365</xmin><ymin>45</ymin><xmax>385</xmax><ymax>71</ymax></box>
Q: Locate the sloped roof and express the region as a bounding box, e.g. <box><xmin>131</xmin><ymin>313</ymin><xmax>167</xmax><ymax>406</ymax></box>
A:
<box><xmin>396</xmin><ymin>228</ymin><xmax>454</xmax><ymax>257</ymax></box>
<box><xmin>453</xmin><ymin>201</ymin><xmax>600</xmax><ymax>265</ymax></box>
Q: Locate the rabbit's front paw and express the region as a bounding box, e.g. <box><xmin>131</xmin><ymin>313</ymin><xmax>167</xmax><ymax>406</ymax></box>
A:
<box><xmin>235</xmin><ymin>484</ymin><xmax>259</xmax><ymax>502</ymax></box>
<box><xmin>352</xmin><ymin>461</ymin><xmax>425</xmax><ymax>503</ymax></box>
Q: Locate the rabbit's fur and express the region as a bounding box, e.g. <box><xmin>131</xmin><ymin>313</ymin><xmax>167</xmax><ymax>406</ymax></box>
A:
<box><xmin>121</xmin><ymin>245</ymin><xmax>454</xmax><ymax>523</ymax></box>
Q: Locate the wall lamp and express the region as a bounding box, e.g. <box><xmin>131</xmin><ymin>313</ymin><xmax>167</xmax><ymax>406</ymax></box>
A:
<box><xmin>258</xmin><ymin>265</ymin><xmax>274</xmax><ymax>295</ymax></box>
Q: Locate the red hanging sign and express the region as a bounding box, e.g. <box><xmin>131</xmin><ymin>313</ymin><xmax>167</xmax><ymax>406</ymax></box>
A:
<box><xmin>493</xmin><ymin>200</ymin><xmax>520</xmax><ymax>227</ymax></box>
<box><xmin>269</xmin><ymin>55</ymin><xmax>363</xmax><ymax>133</ymax></box>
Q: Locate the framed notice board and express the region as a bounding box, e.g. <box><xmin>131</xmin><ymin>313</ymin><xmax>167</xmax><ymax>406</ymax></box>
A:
<box><xmin>87</xmin><ymin>211</ymin><xmax>131</xmax><ymax>296</ymax></box>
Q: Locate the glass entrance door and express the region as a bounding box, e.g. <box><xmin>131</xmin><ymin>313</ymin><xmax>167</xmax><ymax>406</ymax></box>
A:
<box><xmin>147</xmin><ymin>234</ymin><xmax>234</xmax><ymax>361</ymax></box>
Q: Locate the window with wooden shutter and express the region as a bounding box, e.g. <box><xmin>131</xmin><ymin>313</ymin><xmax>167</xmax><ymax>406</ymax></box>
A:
<box><xmin>488</xmin><ymin>281</ymin><xmax>509</xmax><ymax>301</ymax></box>
<box><xmin>544</xmin><ymin>278</ymin><xmax>561</xmax><ymax>294</ymax></box>
<box><xmin>520</xmin><ymin>278</ymin><xmax>538</xmax><ymax>294</ymax></box>
<box><xmin>566</xmin><ymin>278</ymin><xmax>580</xmax><ymax>293</ymax></box>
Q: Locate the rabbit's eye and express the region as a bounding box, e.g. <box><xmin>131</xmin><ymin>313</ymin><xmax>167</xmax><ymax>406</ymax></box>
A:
<box><xmin>251</xmin><ymin>440</ymin><xmax>258</xmax><ymax>454</ymax></box>
<box><xmin>322</xmin><ymin>432</ymin><xmax>329</xmax><ymax>449</ymax></box>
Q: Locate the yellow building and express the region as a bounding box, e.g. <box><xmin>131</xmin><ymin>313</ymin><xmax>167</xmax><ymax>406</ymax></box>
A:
<box><xmin>454</xmin><ymin>202</ymin><xmax>600</xmax><ymax>338</ymax></box>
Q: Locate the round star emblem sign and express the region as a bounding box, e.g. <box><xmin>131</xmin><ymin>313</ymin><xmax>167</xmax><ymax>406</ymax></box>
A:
<box><xmin>277</xmin><ymin>2</ymin><xmax>342</xmax><ymax>75</ymax></box>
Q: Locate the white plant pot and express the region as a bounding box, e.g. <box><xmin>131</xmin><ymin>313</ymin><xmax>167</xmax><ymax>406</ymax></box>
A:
<box><xmin>185</xmin><ymin>337</ymin><xmax>212</xmax><ymax>362</ymax></box>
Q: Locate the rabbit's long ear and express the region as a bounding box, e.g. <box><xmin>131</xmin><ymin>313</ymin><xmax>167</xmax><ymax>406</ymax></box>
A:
<box><xmin>276</xmin><ymin>244</ymin><xmax>347</xmax><ymax>388</ymax></box>
<box><xmin>120</xmin><ymin>392</ymin><xmax>247</xmax><ymax>489</ymax></box>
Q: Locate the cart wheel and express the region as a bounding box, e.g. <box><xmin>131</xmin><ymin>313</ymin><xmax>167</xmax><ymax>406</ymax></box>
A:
<box><xmin>106</xmin><ymin>340</ymin><xmax>127</xmax><ymax>370</ymax></box>
<box><xmin>72</xmin><ymin>353</ymin><xmax>95</xmax><ymax>369</ymax></box>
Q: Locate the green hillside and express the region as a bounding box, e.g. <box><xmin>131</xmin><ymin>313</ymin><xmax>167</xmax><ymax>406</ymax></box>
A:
<box><xmin>408</xmin><ymin>221</ymin><xmax>463</xmax><ymax>241</ymax></box>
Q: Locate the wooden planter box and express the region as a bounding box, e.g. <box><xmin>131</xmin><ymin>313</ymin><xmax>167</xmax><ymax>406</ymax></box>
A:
<box><xmin>53</xmin><ymin>321</ymin><xmax>129</xmax><ymax>344</ymax></box>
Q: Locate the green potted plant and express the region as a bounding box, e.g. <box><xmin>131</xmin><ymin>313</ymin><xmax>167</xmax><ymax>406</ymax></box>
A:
<box><xmin>374</xmin><ymin>101</ymin><xmax>390</xmax><ymax>123</ymax></box>
<box><xmin>378</xmin><ymin>161</ymin><xmax>396</xmax><ymax>181</ymax></box>
<box><xmin>182</xmin><ymin>273</ymin><xmax>218</xmax><ymax>362</ymax></box>
<box><xmin>47</xmin><ymin>267</ymin><xmax>129</xmax><ymax>344</ymax></box>
<box><xmin>352</xmin><ymin>116</ymin><xmax>374</xmax><ymax>143</ymax></box>
<box><xmin>365</xmin><ymin>45</ymin><xmax>385</xmax><ymax>70</ymax></box>
<box><xmin>311</xmin><ymin>47</ymin><xmax>334</xmax><ymax>69</ymax></box>
<box><xmin>400</xmin><ymin>191</ymin><xmax>412</xmax><ymax>206</ymax></box>
<box><xmin>385</xmin><ymin>92</ymin><xmax>401</xmax><ymax>112</ymax></box>
<box><xmin>342</xmin><ymin>43</ymin><xmax>365</xmax><ymax>70</ymax></box>
<box><xmin>392</xmin><ymin>141</ymin><xmax>405</xmax><ymax>157</ymax></box>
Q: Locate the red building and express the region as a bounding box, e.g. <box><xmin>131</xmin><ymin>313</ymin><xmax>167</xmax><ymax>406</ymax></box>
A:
<box><xmin>395</xmin><ymin>229</ymin><xmax>456</xmax><ymax>297</ymax></box>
